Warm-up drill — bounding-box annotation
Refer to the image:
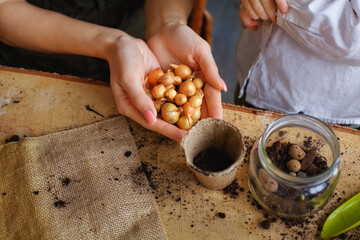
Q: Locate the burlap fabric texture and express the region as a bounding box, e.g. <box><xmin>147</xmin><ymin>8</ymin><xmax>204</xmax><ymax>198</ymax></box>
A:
<box><xmin>0</xmin><ymin>116</ymin><xmax>168</xmax><ymax>240</ymax></box>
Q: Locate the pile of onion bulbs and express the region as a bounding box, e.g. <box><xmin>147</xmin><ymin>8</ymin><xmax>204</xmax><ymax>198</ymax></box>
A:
<box><xmin>145</xmin><ymin>64</ymin><xmax>204</xmax><ymax>130</ymax></box>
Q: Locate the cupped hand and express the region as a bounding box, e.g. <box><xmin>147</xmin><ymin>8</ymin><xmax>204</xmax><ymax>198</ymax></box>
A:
<box><xmin>106</xmin><ymin>34</ymin><xmax>187</xmax><ymax>141</ymax></box>
<box><xmin>147</xmin><ymin>23</ymin><xmax>226</xmax><ymax>120</ymax></box>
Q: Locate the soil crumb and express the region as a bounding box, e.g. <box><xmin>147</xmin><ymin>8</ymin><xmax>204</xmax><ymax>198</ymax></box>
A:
<box><xmin>61</xmin><ymin>177</ymin><xmax>71</xmax><ymax>186</ymax></box>
<box><xmin>54</xmin><ymin>200</ymin><xmax>66</xmax><ymax>208</ymax></box>
<box><xmin>5</xmin><ymin>135</ymin><xmax>20</xmax><ymax>143</ymax></box>
<box><xmin>223</xmin><ymin>179</ymin><xmax>241</xmax><ymax>199</ymax></box>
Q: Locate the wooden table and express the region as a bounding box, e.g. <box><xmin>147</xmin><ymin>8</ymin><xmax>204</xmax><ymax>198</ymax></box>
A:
<box><xmin>1</xmin><ymin>66</ymin><xmax>359</xmax><ymax>239</ymax></box>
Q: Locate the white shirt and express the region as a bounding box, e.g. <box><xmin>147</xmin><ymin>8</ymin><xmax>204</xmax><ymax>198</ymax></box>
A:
<box><xmin>236</xmin><ymin>0</ymin><xmax>360</xmax><ymax>124</ymax></box>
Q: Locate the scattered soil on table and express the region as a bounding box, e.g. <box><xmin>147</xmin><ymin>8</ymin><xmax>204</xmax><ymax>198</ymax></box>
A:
<box><xmin>223</xmin><ymin>179</ymin><xmax>241</xmax><ymax>199</ymax></box>
<box><xmin>136</xmin><ymin>161</ymin><xmax>157</xmax><ymax>190</ymax></box>
<box><xmin>193</xmin><ymin>148</ymin><xmax>234</xmax><ymax>172</ymax></box>
<box><xmin>5</xmin><ymin>135</ymin><xmax>20</xmax><ymax>143</ymax></box>
<box><xmin>217</xmin><ymin>212</ymin><xmax>226</xmax><ymax>218</ymax></box>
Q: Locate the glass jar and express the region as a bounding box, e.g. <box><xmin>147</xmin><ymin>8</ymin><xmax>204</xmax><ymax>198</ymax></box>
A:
<box><xmin>248</xmin><ymin>114</ymin><xmax>340</xmax><ymax>218</ymax></box>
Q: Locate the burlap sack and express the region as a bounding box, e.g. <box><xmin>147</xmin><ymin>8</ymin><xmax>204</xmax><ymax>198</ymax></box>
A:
<box><xmin>0</xmin><ymin>116</ymin><xmax>167</xmax><ymax>240</ymax></box>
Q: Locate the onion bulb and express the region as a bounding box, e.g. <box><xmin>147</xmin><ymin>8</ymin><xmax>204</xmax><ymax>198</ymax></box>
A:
<box><xmin>177</xmin><ymin>115</ymin><xmax>193</xmax><ymax>130</ymax></box>
<box><xmin>189</xmin><ymin>95</ymin><xmax>203</xmax><ymax>108</ymax></box>
<box><xmin>153</xmin><ymin>98</ymin><xmax>167</xmax><ymax>112</ymax></box>
<box><xmin>179</xmin><ymin>80</ymin><xmax>196</xmax><ymax>97</ymax></box>
<box><xmin>183</xmin><ymin>102</ymin><xmax>194</xmax><ymax>117</ymax></box>
<box><xmin>152</xmin><ymin>84</ymin><xmax>166</xmax><ymax>99</ymax></box>
<box><xmin>193</xmin><ymin>78</ymin><xmax>204</xmax><ymax>89</ymax></box>
<box><xmin>170</xmin><ymin>64</ymin><xmax>192</xmax><ymax>80</ymax></box>
<box><xmin>191</xmin><ymin>107</ymin><xmax>201</xmax><ymax>122</ymax></box>
<box><xmin>174</xmin><ymin>93</ymin><xmax>187</xmax><ymax>106</ymax></box>
<box><xmin>158</xmin><ymin>72</ymin><xmax>174</xmax><ymax>87</ymax></box>
<box><xmin>166</xmin><ymin>69</ymin><xmax>176</xmax><ymax>76</ymax></box>
<box><xmin>173</xmin><ymin>76</ymin><xmax>182</xmax><ymax>86</ymax></box>
<box><xmin>161</xmin><ymin>103</ymin><xmax>181</xmax><ymax>124</ymax></box>
<box><xmin>166</xmin><ymin>84</ymin><xmax>175</xmax><ymax>90</ymax></box>
<box><xmin>165</xmin><ymin>89</ymin><xmax>177</xmax><ymax>101</ymax></box>
<box><xmin>148</xmin><ymin>68</ymin><xmax>164</xmax><ymax>85</ymax></box>
<box><xmin>195</xmin><ymin>88</ymin><xmax>204</xmax><ymax>97</ymax></box>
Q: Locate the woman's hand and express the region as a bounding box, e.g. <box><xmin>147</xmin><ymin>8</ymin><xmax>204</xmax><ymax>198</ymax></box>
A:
<box><xmin>239</xmin><ymin>0</ymin><xmax>289</xmax><ymax>30</ymax></box>
<box><xmin>105</xmin><ymin>34</ymin><xmax>187</xmax><ymax>141</ymax></box>
<box><xmin>147</xmin><ymin>22</ymin><xmax>226</xmax><ymax>121</ymax></box>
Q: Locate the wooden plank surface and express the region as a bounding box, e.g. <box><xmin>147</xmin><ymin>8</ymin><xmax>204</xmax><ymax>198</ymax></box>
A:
<box><xmin>1</xmin><ymin>66</ymin><xmax>359</xmax><ymax>239</ymax></box>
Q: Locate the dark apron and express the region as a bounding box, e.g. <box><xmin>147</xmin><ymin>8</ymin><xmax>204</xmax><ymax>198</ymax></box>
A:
<box><xmin>0</xmin><ymin>0</ymin><xmax>144</xmax><ymax>81</ymax></box>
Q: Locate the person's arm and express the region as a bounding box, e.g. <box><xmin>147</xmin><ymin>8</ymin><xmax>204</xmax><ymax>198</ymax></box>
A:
<box><xmin>277</xmin><ymin>0</ymin><xmax>360</xmax><ymax>65</ymax></box>
<box><xmin>0</xmin><ymin>0</ymin><xmax>187</xmax><ymax>141</ymax></box>
<box><xmin>0</xmin><ymin>0</ymin><xmax>116</xmax><ymax>58</ymax></box>
<box><xmin>145</xmin><ymin>0</ymin><xmax>226</xmax><ymax>120</ymax></box>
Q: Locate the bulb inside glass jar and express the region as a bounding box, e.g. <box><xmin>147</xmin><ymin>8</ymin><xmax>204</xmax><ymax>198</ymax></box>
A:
<box><xmin>248</xmin><ymin>114</ymin><xmax>340</xmax><ymax>218</ymax></box>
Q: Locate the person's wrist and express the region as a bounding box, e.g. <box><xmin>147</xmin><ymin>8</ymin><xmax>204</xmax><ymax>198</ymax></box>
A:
<box><xmin>146</xmin><ymin>15</ymin><xmax>187</xmax><ymax>40</ymax></box>
<box><xmin>94</xmin><ymin>29</ymin><xmax>129</xmax><ymax>60</ymax></box>
<box><xmin>145</xmin><ymin>0</ymin><xmax>194</xmax><ymax>40</ymax></box>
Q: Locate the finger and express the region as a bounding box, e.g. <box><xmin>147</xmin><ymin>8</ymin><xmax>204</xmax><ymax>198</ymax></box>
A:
<box><xmin>275</xmin><ymin>0</ymin><xmax>289</xmax><ymax>14</ymax></box>
<box><xmin>116</xmin><ymin>44</ymin><xmax>158</xmax><ymax>124</ymax></box>
<box><xmin>242</xmin><ymin>0</ymin><xmax>260</xmax><ymax>20</ymax></box>
<box><xmin>203</xmin><ymin>83</ymin><xmax>223</xmax><ymax>119</ymax></box>
<box><xmin>248</xmin><ymin>0</ymin><xmax>269</xmax><ymax>20</ymax></box>
<box><xmin>119</xmin><ymin>69</ymin><xmax>157</xmax><ymax>124</ymax></box>
<box><xmin>239</xmin><ymin>9</ymin><xmax>259</xmax><ymax>31</ymax></box>
<box><xmin>193</xmin><ymin>40</ymin><xmax>227</xmax><ymax>92</ymax></box>
<box><xmin>260</xmin><ymin>0</ymin><xmax>277</xmax><ymax>23</ymax></box>
<box><xmin>200</xmin><ymin>98</ymin><xmax>209</xmax><ymax>119</ymax></box>
<box><xmin>135</xmin><ymin>39</ymin><xmax>161</xmax><ymax>74</ymax></box>
<box><xmin>112</xmin><ymin>82</ymin><xmax>187</xmax><ymax>141</ymax></box>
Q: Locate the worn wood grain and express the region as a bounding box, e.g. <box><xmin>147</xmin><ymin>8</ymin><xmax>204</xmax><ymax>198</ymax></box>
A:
<box><xmin>1</xmin><ymin>66</ymin><xmax>359</xmax><ymax>239</ymax></box>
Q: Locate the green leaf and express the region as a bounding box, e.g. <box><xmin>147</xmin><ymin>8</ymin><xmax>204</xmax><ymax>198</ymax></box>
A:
<box><xmin>321</xmin><ymin>192</ymin><xmax>360</xmax><ymax>239</ymax></box>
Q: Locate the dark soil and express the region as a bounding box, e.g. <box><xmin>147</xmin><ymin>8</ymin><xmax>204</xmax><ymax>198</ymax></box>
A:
<box><xmin>54</xmin><ymin>199</ymin><xmax>66</xmax><ymax>208</ymax></box>
<box><xmin>5</xmin><ymin>135</ymin><xmax>20</xmax><ymax>143</ymax></box>
<box><xmin>260</xmin><ymin>214</ymin><xmax>277</xmax><ymax>229</ymax></box>
<box><xmin>193</xmin><ymin>148</ymin><xmax>234</xmax><ymax>172</ymax></box>
<box><xmin>61</xmin><ymin>177</ymin><xmax>71</xmax><ymax>186</ymax></box>
<box><xmin>249</xmin><ymin>139</ymin><xmax>332</xmax><ymax>217</ymax></box>
<box><xmin>266</xmin><ymin>141</ymin><xmax>328</xmax><ymax>177</ymax></box>
<box><xmin>223</xmin><ymin>179</ymin><xmax>241</xmax><ymax>199</ymax></box>
<box><xmin>124</xmin><ymin>151</ymin><xmax>132</xmax><ymax>157</ymax></box>
<box><xmin>137</xmin><ymin>161</ymin><xmax>157</xmax><ymax>190</ymax></box>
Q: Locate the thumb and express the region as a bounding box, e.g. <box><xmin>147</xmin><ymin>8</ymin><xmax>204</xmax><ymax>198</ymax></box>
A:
<box><xmin>117</xmin><ymin>57</ymin><xmax>158</xmax><ymax>124</ymax></box>
<box><xmin>194</xmin><ymin>41</ymin><xmax>227</xmax><ymax>92</ymax></box>
<box><xmin>275</xmin><ymin>0</ymin><xmax>289</xmax><ymax>14</ymax></box>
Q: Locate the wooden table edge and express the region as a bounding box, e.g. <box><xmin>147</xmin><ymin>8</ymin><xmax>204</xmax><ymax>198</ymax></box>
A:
<box><xmin>2</xmin><ymin>65</ymin><xmax>358</xmax><ymax>136</ymax></box>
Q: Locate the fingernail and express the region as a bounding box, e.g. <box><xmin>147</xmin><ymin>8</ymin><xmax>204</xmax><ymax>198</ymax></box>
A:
<box><xmin>144</xmin><ymin>109</ymin><xmax>156</xmax><ymax>124</ymax></box>
<box><xmin>221</xmin><ymin>79</ymin><xmax>228</xmax><ymax>92</ymax></box>
<box><xmin>281</xmin><ymin>5</ymin><xmax>288</xmax><ymax>14</ymax></box>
